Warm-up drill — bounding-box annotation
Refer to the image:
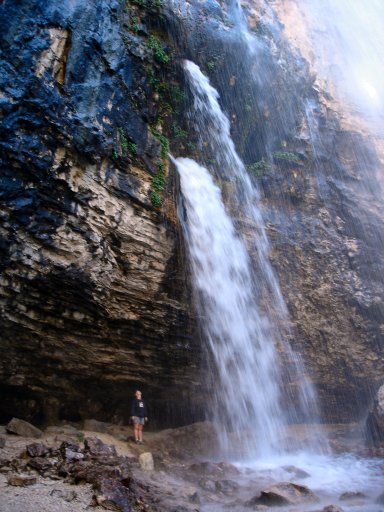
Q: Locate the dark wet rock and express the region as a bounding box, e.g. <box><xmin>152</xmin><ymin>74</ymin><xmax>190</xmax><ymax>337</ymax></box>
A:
<box><xmin>26</xmin><ymin>442</ymin><xmax>50</xmax><ymax>458</ymax></box>
<box><xmin>57</xmin><ymin>461</ymin><xmax>73</xmax><ymax>478</ymax></box>
<box><xmin>60</xmin><ymin>440</ymin><xmax>82</xmax><ymax>459</ymax></box>
<box><xmin>7</xmin><ymin>474</ymin><xmax>37</xmax><ymax>486</ymax></box>
<box><xmin>70</xmin><ymin>456</ymin><xmax>131</xmax><ymax>485</ymax></box>
<box><xmin>215</xmin><ymin>479</ymin><xmax>239</xmax><ymax>495</ymax></box>
<box><xmin>50</xmin><ymin>488</ymin><xmax>77</xmax><ymax>502</ymax></box>
<box><xmin>170</xmin><ymin>507</ymin><xmax>197</xmax><ymax>512</ymax></box>
<box><xmin>366</xmin><ymin>383</ymin><xmax>384</xmax><ymax>446</ymax></box>
<box><xmin>339</xmin><ymin>491</ymin><xmax>366</xmax><ymax>501</ymax></box>
<box><xmin>189</xmin><ymin>461</ymin><xmax>217</xmax><ymax>475</ymax></box>
<box><xmin>248</xmin><ymin>482</ymin><xmax>319</xmax><ymax>507</ymax></box>
<box><xmin>84</xmin><ymin>437</ymin><xmax>117</xmax><ymax>458</ymax></box>
<box><xmin>64</xmin><ymin>449</ymin><xmax>85</xmax><ymax>461</ymax></box>
<box><xmin>95</xmin><ymin>477</ymin><xmax>132</xmax><ymax>512</ymax></box>
<box><xmin>28</xmin><ymin>456</ymin><xmax>55</xmax><ymax>472</ymax></box>
<box><xmin>187</xmin><ymin>491</ymin><xmax>200</xmax><ymax>504</ymax></box>
<box><xmin>6</xmin><ymin>418</ymin><xmax>42</xmax><ymax>438</ymax></box>
<box><xmin>283</xmin><ymin>465</ymin><xmax>310</xmax><ymax>479</ymax></box>
<box><xmin>321</xmin><ymin>506</ymin><xmax>345</xmax><ymax>512</ymax></box>
<box><xmin>8</xmin><ymin>457</ymin><xmax>28</xmax><ymax>473</ymax></box>
<box><xmin>190</xmin><ymin>460</ymin><xmax>240</xmax><ymax>478</ymax></box>
<box><xmin>198</xmin><ymin>478</ymin><xmax>216</xmax><ymax>492</ymax></box>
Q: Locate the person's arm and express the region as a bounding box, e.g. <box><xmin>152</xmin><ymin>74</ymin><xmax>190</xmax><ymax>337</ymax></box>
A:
<box><xmin>130</xmin><ymin>399</ymin><xmax>136</xmax><ymax>418</ymax></box>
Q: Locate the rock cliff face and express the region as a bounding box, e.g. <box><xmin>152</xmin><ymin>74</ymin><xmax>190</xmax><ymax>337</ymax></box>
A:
<box><xmin>0</xmin><ymin>0</ymin><xmax>201</xmax><ymax>425</ymax></box>
<box><xmin>0</xmin><ymin>0</ymin><xmax>383</xmax><ymax>427</ymax></box>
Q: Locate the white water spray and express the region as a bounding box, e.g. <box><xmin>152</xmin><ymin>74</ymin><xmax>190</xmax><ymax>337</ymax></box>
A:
<box><xmin>297</xmin><ymin>0</ymin><xmax>384</xmax><ymax>127</ymax></box>
<box><xmin>174</xmin><ymin>61</ymin><xmax>320</xmax><ymax>458</ymax></box>
<box><xmin>175</xmin><ymin>156</ymin><xmax>284</xmax><ymax>457</ymax></box>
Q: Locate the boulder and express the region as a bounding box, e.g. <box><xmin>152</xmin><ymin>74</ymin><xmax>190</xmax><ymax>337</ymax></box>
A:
<box><xmin>28</xmin><ymin>457</ymin><xmax>55</xmax><ymax>472</ymax></box>
<box><xmin>84</xmin><ymin>437</ymin><xmax>117</xmax><ymax>458</ymax></box>
<box><xmin>189</xmin><ymin>460</ymin><xmax>240</xmax><ymax>478</ymax></box>
<box><xmin>198</xmin><ymin>478</ymin><xmax>216</xmax><ymax>492</ymax></box>
<box><xmin>139</xmin><ymin>452</ymin><xmax>154</xmax><ymax>471</ymax></box>
<box><xmin>95</xmin><ymin>477</ymin><xmax>131</xmax><ymax>512</ymax></box>
<box><xmin>180</xmin><ymin>485</ymin><xmax>200</xmax><ymax>503</ymax></box>
<box><xmin>248</xmin><ymin>482</ymin><xmax>319</xmax><ymax>507</ymax></box>
<box><xmin>60</xmin><ymin>440</ymin><xmax>80</xmax><ymax>451</ymax></box>
<box><xmin>215</xmin><ymin>479</ymin><xmax>239</xmax><ymax>495</ymax></box>
<box><xmin>366</xmin><ymin>384</ymin><xmax>384</xmax><ymax>445</ymax></box>
<box><xmin>8</xmin><ymin>474</ymin><xmax>37</xmax><ymax>486</ymax></box>
<box><xmin>63</xmin><ymin>449</ymin><xmax>84</xmax><ymax>461</ymax></box>
<box><xmin>26</xmin><ymin>442</ymin><xmax>50</xmax><ymax>458</ymax></box>
<box><xmin>6</xmin><ymin>418</ymin><xmax>42</xmax><ymax>438</ymax></box>
<box><xmin>283</xmin><ymin>465</ymin><xmax>310</xmax><ymax>479</ymax></box>
<box><xmin>339</xmin><ymin>491</ymin><xmax>366</xmax><ymax>501</ymax></box>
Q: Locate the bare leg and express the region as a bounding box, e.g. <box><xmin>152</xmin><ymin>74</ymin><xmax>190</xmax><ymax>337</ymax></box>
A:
<box><xmin>138</xmin><ymin>424</ymin><xmax>143</xmax><ymax>442</ymax></box>
<box><xmin>134</xmin><ymin>423</ymin><xmax>140</xmax><ymax>441</ymax></box>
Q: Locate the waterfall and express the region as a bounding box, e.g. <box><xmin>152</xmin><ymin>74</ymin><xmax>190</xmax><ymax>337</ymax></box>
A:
<box><xmin>166</xmin><ymin>1</ymin><xmax>383</xmax><ymax>506</ymax></box>
<box><xmin>175</xmin><ymin>156</ymin><xmax>284</xmax><ymax>457</ymax></box>
<box><xmin>173</xmin><ymin>61</ymin><xmax>320</xmax><ymax>458</ymax></box>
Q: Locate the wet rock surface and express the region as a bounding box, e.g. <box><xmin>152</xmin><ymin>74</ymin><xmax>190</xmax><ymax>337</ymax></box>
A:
<box><xmin>247</xmin><ymin>482</ymin><xmax>319</xmax><ymax>507</ymax></box>
<box><xmin>366</xmin><ymin>383</ymin><xmax>384</xmax><ymax>445</ymax></box>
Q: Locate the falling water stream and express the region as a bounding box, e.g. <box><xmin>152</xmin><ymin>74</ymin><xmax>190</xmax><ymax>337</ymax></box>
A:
<box><xmin>174</xmin><ymin>60</ymin><xmax>319</xmax><ymax>459</ymax></box>
<box><xmin>170</xmin><ymin>0</ymin><xmax>384</xmax><ymax>509</ymax></box>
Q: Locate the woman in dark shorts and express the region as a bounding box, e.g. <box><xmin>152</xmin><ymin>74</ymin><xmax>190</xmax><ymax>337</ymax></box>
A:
<box><xmin>131</xmin><ymin>390</ymin><xmax>148</xmax><ymax>444</ymax></box>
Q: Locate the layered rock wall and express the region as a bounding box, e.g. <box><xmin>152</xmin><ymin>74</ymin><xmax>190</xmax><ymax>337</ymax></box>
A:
<box><xmin>0</xmin><ymin>0</ymin><xmax>200</xmax><ymax>425</ymax></box>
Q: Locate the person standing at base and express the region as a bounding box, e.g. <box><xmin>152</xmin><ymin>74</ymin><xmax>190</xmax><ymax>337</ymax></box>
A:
<box><xmin>131</xmin><ymin>390</ymin><xmax>148</xmax><ymax>444</ymax></box>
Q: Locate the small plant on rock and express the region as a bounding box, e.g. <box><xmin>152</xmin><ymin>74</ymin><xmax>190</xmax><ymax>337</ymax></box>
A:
<box><xmin>272</xmin><ymin>151</ymin><xmax>300</xmax><ymax>163</ymax></box>
<box><xmin>171</xmin><ymin>122</ymin><xmax>188</xmax><ymax>139</ymax></box>
<box><xmin>147</xmin><ymin>35</ymin><xmax>169</xmax><ymax>64</ymax></box>
<box><xmin>246</xmin><ymin>158</ymin><xmax>270</xmax><ymax>176</ymax></box>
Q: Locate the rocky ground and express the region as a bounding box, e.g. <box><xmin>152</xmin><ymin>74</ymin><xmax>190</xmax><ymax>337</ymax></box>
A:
<box><xmin>1</xmin><ymin>418</ymin><xmax>383</xmax><ymax>512</ymax></box>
